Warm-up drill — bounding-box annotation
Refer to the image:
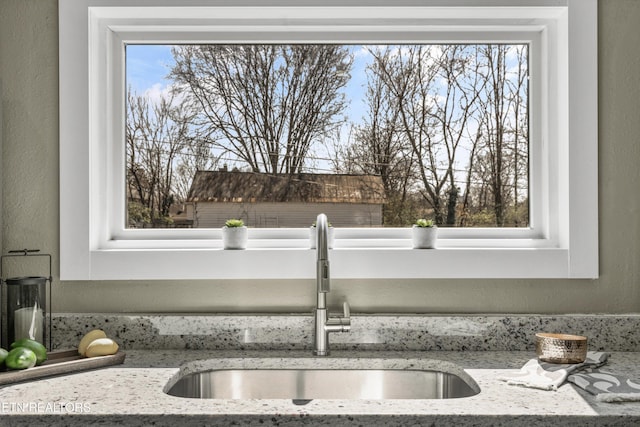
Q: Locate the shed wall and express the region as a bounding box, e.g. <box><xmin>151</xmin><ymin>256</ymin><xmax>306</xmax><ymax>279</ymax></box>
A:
<box><xmin>194</xmin><ymin>202</ymin><xmax>383</xmax><ymax>228</ymax></box>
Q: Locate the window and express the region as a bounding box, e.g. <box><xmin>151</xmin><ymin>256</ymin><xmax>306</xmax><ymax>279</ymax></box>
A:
<box><xmin>125</xmin><ymin>43</ymin><xmax>530</xmax><ymax>230</ymax></box>
<box><xmin>59</xmin><ymin>0</ymin><xmax>598</xmax><ymax>280</ymax></box>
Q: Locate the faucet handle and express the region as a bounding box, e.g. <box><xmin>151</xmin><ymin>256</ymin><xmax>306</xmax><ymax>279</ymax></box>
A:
<box><xmin>342</xmin><ymin>301</ymin><xmax>351</xmax><ymax>320</ymax></box>
<box><xmin>339</xmin><ymin>302</ymin><xmax>351</xmax><ymax>331</ymax></box>
<box><xmin>325</xmin><ymin>301</ymin><xmax>351</xmax><ymax>333</ymax></box>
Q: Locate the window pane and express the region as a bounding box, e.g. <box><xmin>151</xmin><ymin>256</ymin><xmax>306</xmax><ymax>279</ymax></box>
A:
<box><xmin>125</xmin><ymin>44</ymin><xmax>529</xmax><ymax>229</ymax></box>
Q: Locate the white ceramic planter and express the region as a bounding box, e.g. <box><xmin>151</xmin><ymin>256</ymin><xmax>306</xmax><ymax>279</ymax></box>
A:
<box><xmin>412</xmin><ymin>225</ymin><xmax>438</xmax><ymax>249</ymax></box>
<box><xmin>222</xmin><ymin>226</ymin><xmax>248</xmax><ymax>250</ymax></box>
<box><xmin>309</xmin><ymin>226</ymin><xmax>335</xmax><ymax>249</ymax></box>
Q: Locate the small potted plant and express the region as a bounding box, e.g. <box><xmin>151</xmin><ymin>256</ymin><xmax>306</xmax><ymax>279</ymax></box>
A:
<box><xmin>412</xmin><ymin>218</ymin><xmax>437</xmax><ymax>249</ymax></box>
<box><xmin>222</xmin><ymin>219</ymin><xmax>248</xmax><ymax>250</ymax></box>
<box><xmin>309</xmin><ymin>221</ymin><xmax>335</xmax><ymax>249</ymax></box>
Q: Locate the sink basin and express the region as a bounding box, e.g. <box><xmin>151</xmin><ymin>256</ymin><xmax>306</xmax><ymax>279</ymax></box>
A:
<box><xmin>166</xmin><ymin>368</ymin><xmax>479</xmax><ymax>400</ymax></box>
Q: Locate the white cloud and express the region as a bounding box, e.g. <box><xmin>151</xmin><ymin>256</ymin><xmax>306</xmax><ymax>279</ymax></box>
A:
<box><xmin>143</xmin><ymin>82</ymin><xmax>186</xmax><ymax>108</ymax></box>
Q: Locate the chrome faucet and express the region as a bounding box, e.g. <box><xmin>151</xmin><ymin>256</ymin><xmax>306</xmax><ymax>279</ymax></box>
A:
<box><xmin>313</xmin><ymin>213</ymin><xmax>351</xmax><ymax>356</ymax></box>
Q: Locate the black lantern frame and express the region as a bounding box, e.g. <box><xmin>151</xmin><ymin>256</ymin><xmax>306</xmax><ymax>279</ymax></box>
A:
<box><xmin>0</xmin><ymin>249</ymin><xmax>53</xmax><ymax>351</ymax></box>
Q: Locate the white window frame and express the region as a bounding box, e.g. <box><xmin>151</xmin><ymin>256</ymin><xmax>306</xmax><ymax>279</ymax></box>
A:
<box><xmin>59</xmin><ymin>0</ymin><xmax>597</xmax><ymax>281</ymax></box>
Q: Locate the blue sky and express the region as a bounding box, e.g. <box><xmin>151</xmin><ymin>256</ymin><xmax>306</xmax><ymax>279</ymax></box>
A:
<box><xmin>126</xmin><ymin>44</ymin><xmax>175</xmax><ymax>92</ymax></box>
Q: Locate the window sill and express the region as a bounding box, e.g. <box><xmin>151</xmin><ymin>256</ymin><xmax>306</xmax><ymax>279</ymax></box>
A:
<box><xmin>80</xmin><ymin>245</ymin><xmax>575</xmax><ymax>281</ymax></box>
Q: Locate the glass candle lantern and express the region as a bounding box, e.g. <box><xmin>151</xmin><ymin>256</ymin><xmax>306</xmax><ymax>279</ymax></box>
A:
<box><xmin>5</xmin><ymin>276</ymin><xmax>48</xmax><ymax>346</ymax></box>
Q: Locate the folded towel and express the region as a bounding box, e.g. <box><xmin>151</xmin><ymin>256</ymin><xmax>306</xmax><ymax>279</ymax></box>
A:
<box><xmin>568</xmin><ymin>370</ymin><xmax>640</xmax><ymax>402</ymax></box>
<box><xmin>499</xmin><ymin>351</ymin><xmax>609</xmax><ymax>391</ymax></box>
<box><xmin>501</xmin><ymin>351</ymin><xmax>640</xmax><ymax>402</ymax></box>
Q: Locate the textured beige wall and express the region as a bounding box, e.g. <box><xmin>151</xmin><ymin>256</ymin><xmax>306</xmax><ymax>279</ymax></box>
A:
<box><xmin>1</xmin><ymin>0</ymin><xmax>639</xmax><ymax>314</ymax></box>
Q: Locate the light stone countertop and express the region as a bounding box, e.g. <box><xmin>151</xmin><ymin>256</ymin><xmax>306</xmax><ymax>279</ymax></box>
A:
<box><xmin>0</xmin><ymin>349</ymin><xmax>639</xmax><ymax>426</ymax></box>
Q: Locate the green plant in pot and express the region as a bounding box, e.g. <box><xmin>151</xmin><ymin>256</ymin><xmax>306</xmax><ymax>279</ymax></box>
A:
<box><xmin>222</xmin><ymin>219</ymin><xmax>248</xmax><ymax>249</ymax></box>
<box><xmin>412</xmin><ymin>218</ymin><xmax>437</xmax><ymax>249</ymax></box>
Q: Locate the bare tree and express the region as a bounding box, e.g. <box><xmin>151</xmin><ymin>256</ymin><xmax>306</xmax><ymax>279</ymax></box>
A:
<box><xmin>508</xmin><ymin>45</ymin><xmax>530</xmax><ymax>227</ymax></box>
<box><xmin>458</xmin><ymin>122</ymin><xmax>485</xmax><ymax>226</ymax></box>
<box><xmin>173</xmin><ymin>135</ymin><xmax>220</xmax><ymax>204</ymax></box>
<box><xmin>126</xmin><ymin>87</ymin><xmax>198</xmax><ymax>227</ymax></box>
<box><xmin>339</xmin><ymin>53</ymin><xmax>418</xmax><ymax>225</ymax></box>
<box><xmin>430</xmin><ymin>45</ymin><xmax>485</xmax><ymax>225</ymax></box>
<box><xmin>348</xmin><ymin>44</ymin><xmax>528</xmax><ymax>228</ymax></box>
<box><xmin>169</xmin><ymin>44</ymin><xmax>352</xmax><ymax>175</ymax></box>
<box><xmin>367</xmin><ymin>45</ymin><xmax>484</xmax><ymax>225</ymax></box>
<box><xmin>365</xmin><ymin>46</ymin><xmax>439</xmax><ymax>222</ymax></box>
<box><xmin>475</xmin><ymin>44</ymin><xmax>529</xmax><ymax>227</ymax></box>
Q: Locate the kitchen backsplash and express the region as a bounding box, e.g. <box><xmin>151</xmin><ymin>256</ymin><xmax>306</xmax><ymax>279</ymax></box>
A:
<box><xmin>50</xmin><ymin>313</ymin><xmax>640</xmax><ymax>352</ymax></box>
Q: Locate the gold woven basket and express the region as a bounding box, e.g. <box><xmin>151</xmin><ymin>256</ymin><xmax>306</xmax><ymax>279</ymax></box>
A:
<box><xmin>535</xmin><ymin>333</ymin><xmax>587</xmax><ymax>364</ymax></box>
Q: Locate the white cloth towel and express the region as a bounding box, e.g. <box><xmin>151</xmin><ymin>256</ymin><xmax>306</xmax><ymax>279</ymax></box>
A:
<box><xmin>501</xmin><ymin>352</ymin><xmax>640</xmax><ymax>401</ymax></box>
<box><xmin>499</xmin><ymin>351</ymin><xmax>609</xmax><ymax>391</ymax></box>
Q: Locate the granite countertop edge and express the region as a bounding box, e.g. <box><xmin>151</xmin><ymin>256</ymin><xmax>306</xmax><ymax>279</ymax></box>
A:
<box><xmin>0</xmin><ymin>349</ymin><xmax>638</xmax><ymax>426</ymax></box>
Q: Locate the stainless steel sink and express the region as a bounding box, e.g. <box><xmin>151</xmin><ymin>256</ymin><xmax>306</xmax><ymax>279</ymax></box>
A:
<box><xmin>166</xmin><ymin>368</ymin><xmax>479</xmax><ymax>400</ymax></box>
